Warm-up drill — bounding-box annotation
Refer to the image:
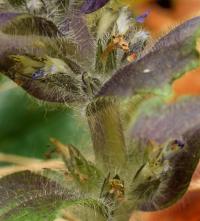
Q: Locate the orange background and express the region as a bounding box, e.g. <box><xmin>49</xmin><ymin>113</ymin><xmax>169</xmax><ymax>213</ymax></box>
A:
<box><xmin>134</xmin><ymin>0</ymin><xmax>200</xmax><ymax>102</ymax></box>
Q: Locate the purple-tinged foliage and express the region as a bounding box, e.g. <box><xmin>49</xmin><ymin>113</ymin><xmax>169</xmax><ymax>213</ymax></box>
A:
<box><xmin>152</xmin><ymin>16</ymin><xmax>200</xmax><ymax>51</ymax></box>
<box><xmin>131</xmin><ymin>98</ymin><xmax>200</xmax><ymax>143</ymax></box>
<box><xmin>131</xmin><ymin>127</ymin><xmax>200</xmax><ymax>211</ymax></box>
<box><xmin>81</xmin><ymin>0</ymin><xmax>110</xmax><ymax>14</ymax></box>
<box><xmin>0</xmin><ymin>14</ymin><xmax>91</xmax><ymax>104</ymax></box>
<box><xmin>0</xmin><ymin>171</ymin><xmax>78</xmax><ymax>220</ymax></box>
<box><xmin>69</xmin><ymin>10</ymin><xmax>95</xmax><ymax>59</ymax></box>
<box><xmin>1</xmin><ymin>3</ymin><xmax>200</xmax><ymax>219</ymax></box>
<box><xmin>128</xmin><ymin>98</ymin><xmax>200</xmax><ymax>211</ymax></box>
<box><xmin>0</xmin><ymin>12</ymin><xmax>19</xmax><ymax>27</ymax></box>
<box><xmin>0</xmin><ymin>171</ymin><xmax>75</xmax><ymax>206</ymax></box>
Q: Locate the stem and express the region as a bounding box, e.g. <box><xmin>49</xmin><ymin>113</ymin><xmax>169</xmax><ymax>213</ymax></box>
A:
<box><xmin>86</xmin><ymin>97</ymin><xmax>126</xmax><ymax>171</ymax></box>
<box><xmin>0</xmin><ymin>159</ymin><xmax>64</xmax><ymax>177</ymax></box>
<box><xmin>0</xmin><ymin>152</ymin><xmax>41</xmax><ymax>165</ymax></box>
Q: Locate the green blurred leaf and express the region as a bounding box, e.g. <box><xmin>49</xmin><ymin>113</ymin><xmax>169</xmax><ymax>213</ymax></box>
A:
<box><xmin>0</xmin><ymin>77</ymin><xmax>89</xmax><ymax>158</ymax></box>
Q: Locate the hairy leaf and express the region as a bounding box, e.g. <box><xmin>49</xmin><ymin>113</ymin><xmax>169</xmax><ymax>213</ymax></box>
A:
<box><xmin>98</xmin><ymin>16</ymin><xmax>200</xmax><ymax>97</ymax></box>
<box><xmin>127</xmin><ymin>98</ymin><xmax>200</xmax><ymax>211</ymax></box>
<box><xmin>0</xmin><ymin>170</ymin><xmax>108</xmax><ymax>221</ymax></box>
<box><xmin>7</xmin><ymin>0</ymin><xmax>26</xmax><ymax>7</ymax></box>
<box><xmin>0</xmin><ymin>12</ymin><xmax>98</xmax><ymax>104</ymax></box>
<box><xmin>0</xmin><ymin>13</ymin><xmax>61</xmax><ymax>36</ymax></box>
<box><xmin>131</xmin><ymin>97</ymin><xmax>200</xmax><ymax>142</ymax></box>
<box><xmin>81</xmin><ymin>0</ymin><xmax>110</xmax><ymax>14</ymax></box>
<box><xmin>128</xmin><ymin>127</ymin><xmax>200</xmax><ymax>211</ymax></box>
<box><xmin>0</xmin><ymin>33</ymin><xmax>90</xmax><ymax>103</ymax></box>
<box><xmin>0</xmin><ymin>170</ymin><xmax>78</xmax><ymax>221</ymax></box>
<box><xmin>63</xmin><ymin>2</ymin><xmax>95</xmax><ymax>60</ymax></box>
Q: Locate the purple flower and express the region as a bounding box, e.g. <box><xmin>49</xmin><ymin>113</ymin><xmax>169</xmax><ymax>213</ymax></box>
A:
<box><xmin>32</xmin><ymin>69</ymin><xmax>45</xmax><ymax>80</ymax></box>
<box><xmin>135</xmin><ymin>9</ymin><xmax>151</xmax><ymax>23</ymax></box>
<box><xmin>174</xmin><ymin>139</ymin><xmax>185</xmax><ymax>149</ymax></box>
<box><xmin>81</xmin><ymin>0</ymin><xmax>110</xmax><ymax>14</ymax></box>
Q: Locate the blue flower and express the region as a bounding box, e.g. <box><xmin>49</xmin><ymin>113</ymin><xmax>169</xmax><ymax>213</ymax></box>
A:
<box><xmin>135</xmin><ymin>9</ymin><xmax>151</xmax><ymax>23</ymax></box>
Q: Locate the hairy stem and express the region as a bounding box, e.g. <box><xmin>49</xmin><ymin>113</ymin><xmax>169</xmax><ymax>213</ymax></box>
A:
<box><xmin>86</xmin><ymin>97</ymin><xmax>126</xmax><ymax>171</ymax></box>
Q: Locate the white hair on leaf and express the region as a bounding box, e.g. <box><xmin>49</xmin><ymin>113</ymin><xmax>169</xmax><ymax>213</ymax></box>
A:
<box><xmin>116</xmin><ymin>6</ymin><xmax>133</xmax><ymax>35</ymax></box>
<box><xmin>27</xmin><ymin>0</ymin><xmax>43</xmax><ymax>11</ymax></box>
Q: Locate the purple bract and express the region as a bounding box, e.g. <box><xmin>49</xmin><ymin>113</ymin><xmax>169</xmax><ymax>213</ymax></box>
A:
<box><xmin>81</xmin><ymin>0</ymin><xmax>110</xmax><ymax>14</ymax></box>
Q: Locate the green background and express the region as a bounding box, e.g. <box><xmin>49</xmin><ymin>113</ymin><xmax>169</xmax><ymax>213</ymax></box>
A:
<box><xmin>0</xmin><ymin>75</ymin><xmax>90</xmax><ymax>161</ymax></box>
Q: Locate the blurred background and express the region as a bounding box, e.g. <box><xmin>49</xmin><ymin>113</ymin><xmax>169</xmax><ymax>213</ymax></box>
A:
<box><xmin>0</xmin><ymin>74</ymin><xmax>91</xmax><ymax>172</ymax></box>
<box><xmin>1</xmin><ymin>0</ymin><xmax>200</xmax><ymax>220</ymax></box>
